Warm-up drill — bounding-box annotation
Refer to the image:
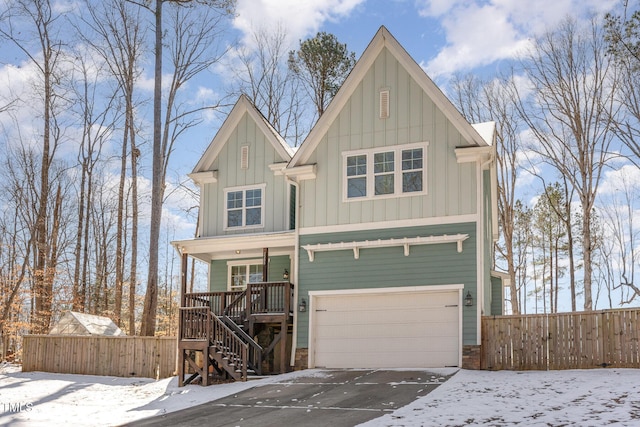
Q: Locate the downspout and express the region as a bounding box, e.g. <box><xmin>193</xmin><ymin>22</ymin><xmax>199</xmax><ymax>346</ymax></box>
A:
<box><xmin>287</xmin><ymin>178</ymin><xmax>301</xmax><ymax>367</ymax></box>
<box><xmin>477</xmin><ymin>155</ymin><xmax>493</xmax><ymax>344</ymax></box>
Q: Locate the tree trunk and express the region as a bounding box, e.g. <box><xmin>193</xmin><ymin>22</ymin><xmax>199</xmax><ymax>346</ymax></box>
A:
<box><xmin>583</xmin><ymin>202</ymin><xmax>593</xmax><ymax>310</ymax></box>
<box><xmin>141</xmin><ymin>0</ymin><xmax>163</xmax><ymax>336</ymax></box>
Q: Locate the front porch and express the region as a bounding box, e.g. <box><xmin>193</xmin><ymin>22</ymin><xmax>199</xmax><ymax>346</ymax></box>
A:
<box><xmin>177</xmin><ymin>281</ymin><xmax>294</xmax><ymax>386</ymax></box>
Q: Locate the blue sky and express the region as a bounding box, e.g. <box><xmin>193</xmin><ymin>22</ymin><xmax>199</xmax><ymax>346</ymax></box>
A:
<box><xmin>230</xmin><ymin>0</ymin><xmax>618</xmax><ymax>78</ymax></box>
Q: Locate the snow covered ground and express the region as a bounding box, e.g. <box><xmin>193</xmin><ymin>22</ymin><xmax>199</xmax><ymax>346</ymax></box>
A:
<box><xmin>1</xmin><ymin>362</ymin><xmax>639</xmax><ymax>426</ymax></box>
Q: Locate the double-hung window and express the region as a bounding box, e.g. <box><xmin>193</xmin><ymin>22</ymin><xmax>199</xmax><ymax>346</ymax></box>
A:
<box><xmin>224</xmin><ymin>184</ymin><xmax>266</xmax><ymax>229</ymax></box>
<box><xmin>346</xmin><ymin>154</ymin><xmax>367</xmax><ymax>198</ymax></box>
<box><xmin>343</xmin><ymin>143</ymin><xmax>427</xmax><ymax>200</ymax></box>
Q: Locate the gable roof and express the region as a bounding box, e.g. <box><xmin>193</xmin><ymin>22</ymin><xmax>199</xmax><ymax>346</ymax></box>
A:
<box><xmin>49</xmin><ymin>311</ymin><xmax>125</xmax><ymax>336</ymax></box>
<box><xmin>193</xmin><ymin>94</ymin><xmax>294</xmax><ymax>173</ymax></box>
<box><xmin>290</xmin><ymin>26</ymin><xmax>488</xmax><ymax>167</ymax></box>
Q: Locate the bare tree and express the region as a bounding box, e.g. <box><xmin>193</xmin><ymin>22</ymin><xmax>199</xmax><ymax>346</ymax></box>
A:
<box><xmin>82</xmin><ymin>0</ymin><xmax>145</xmax><ymax>327</ymax></box>
<box><xmin>605</xmin><ymin>5</ymin><xmax>640</xmax><ymax>166</ymax></box>
<box><xmin>126</xmin><ymin>0</ymin><xmax>234</xmax><ymax>336</ymax></box>
<box><xmin>230</xmin><ymin>24</ymin><xmax>309</xmax><ymax>146</ymax></box>
<box><xmin>451</xmin><ymin>73</ymin><xmax>524</xmax><ymax>314</ymax></box>
<box><xmin>599</xmin><ymin>169</ymin><xmax>640</xmax><ymax>303</ymax></box>
<box><xmin>67</xmin><ymin>50</ymin><xmax>118</xmax><ymax>313</ymax></box>
<box><xmin>514</xmin><ymin>17</ymin><xmax>617</xmax><ymax>310</ymax></box>
<box><xmin>0</xmin><ymin>145</ymin><xmax>36</xmax><ymax>358</ymax></box>
<box><xmin>0</xmin><ymin>0</ymin><xmax>70</xmax><ymax>332</ymax></box>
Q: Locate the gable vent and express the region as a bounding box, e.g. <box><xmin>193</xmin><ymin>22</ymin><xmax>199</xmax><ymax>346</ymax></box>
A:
<box><xmin>379</xmin><ymin>89</ymin><xmax>390</xmax><ymax>119</ymax></box>
<box><xmin>241</xmin><ymin>145</ymin><xmax>249</xmax><ymax>169</ymax></box>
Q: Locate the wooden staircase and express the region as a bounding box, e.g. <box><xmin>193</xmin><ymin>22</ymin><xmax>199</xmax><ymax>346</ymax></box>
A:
<box><xmin>177</xmin><ymin>282</ymin><xmax>293</xmax><ymax>386</ymax></box>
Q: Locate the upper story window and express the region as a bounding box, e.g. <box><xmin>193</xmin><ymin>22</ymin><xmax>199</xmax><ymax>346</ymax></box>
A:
<box><xmin>343</xmin><ymin>142</ymin><xmax>427</xmax><ymax>201</ymax></box>
<box><xmin>224</xmin><ymin>184</ymin><xmax>266</xmax><ymax>230</ymax></box>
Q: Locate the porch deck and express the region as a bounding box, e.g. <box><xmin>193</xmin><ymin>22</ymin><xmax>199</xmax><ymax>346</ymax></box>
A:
<box><xmin>178</xmin><ymin>281</ymin><xmax>294</xmax><ymax>386</ymax></box>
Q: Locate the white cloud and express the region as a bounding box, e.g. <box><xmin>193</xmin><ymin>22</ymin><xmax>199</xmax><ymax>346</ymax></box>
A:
<box><xmin>233</xmin><ymin>0</ymin><xmax>365</xmax><ymax>48</ymax></box>
<box><xmin>420</xmin><ymin>0</ymin><xmax>621</xmax><ymax>77</ymax></box>
<box><xmin>599</xmin><ymin>164</ymin><xmax>640</xmax><ymax>196</ymax></box>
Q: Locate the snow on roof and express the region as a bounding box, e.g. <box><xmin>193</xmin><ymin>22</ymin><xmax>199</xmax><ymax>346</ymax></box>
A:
<box><xmin>49</xmin><ymin>311</ymin><xmax>125</xmax><ymax>336</ymax></box>
<box><xmin>471</xmin><ymin>121</ymin><xmax>496</xmax><ymax>146</ymax></box>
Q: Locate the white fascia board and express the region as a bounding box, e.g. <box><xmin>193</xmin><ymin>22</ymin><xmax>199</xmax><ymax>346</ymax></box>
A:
<box><xmin>301</xmin><ymin>234</ymin><xmax>469</xmax><ymax>262</ymax></box>
<box><xmin>268</xmin><ymin>162</ymin><xmax>288</xmax><ymax>176</ymax></box>
<box><xmin>187</xmin><ymin>170</ymin><xmax>218</xmax><ymax>185</ymax></box>
<box><xmin>172</xmin><ymin>231</ymin><xmax>296</xmax><ymax>255</ymax></box>
<box><xmin>455</xmin><ymin>146</ymin><xmax>493</xmax><ymax>165</ymax></box>
<box><xmin>283</xmin><ymin>164</ymin><xmax>317</xmax><ymax>181</ymax></box>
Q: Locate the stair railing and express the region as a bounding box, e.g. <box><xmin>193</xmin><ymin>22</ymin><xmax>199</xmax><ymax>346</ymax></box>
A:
<box><xmin>179</xmin><ymin>306</ymin><xmax>210</xmax><ymax>340</ymax></box>
<box><xmin>210</xmin><ymin>311</ymin><xmax>248</xmax><ymax>380</ymax></box>
<box><xmin>220</xmin><ymin>315</ymin><xmax>263</xmax><ymax>375</ymax></box>
<box><xmin>223</xmin><ymin>289</ymin><xmax>248</xmax><ymax>323</ymax></box>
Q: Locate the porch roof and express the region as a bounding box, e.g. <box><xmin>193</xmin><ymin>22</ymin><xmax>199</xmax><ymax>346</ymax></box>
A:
<box><xmin>171</xmin><ymin>231</ymin><xmax>296</xmax><ymax>262</ymax></box>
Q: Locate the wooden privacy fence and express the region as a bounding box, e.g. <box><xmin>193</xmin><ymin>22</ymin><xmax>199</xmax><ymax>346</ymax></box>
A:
<box><xmin>482</xmin><ymin>309</ymin><xmax>640</xmax><ymax>370</ymax></box>
<box><xmin>22</xmin><ymin>335</ymin><xmax>176</xmax><ymax>379</ymax></box>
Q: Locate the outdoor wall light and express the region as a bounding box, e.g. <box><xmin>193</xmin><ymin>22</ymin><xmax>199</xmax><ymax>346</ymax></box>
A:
<box><xmin>299</xmin><ymin>298</ymin><xmax>307</xmax><ymax>312</ymax></box>
<box><xmin>283</xmin><ymin>269</ymin><xmax>289</xmax><ymax>280</ymax></box>
<box><xmin>465</xmin><ymin>291</ymin><xmax>473</xmax><ymax>307</ymax></box>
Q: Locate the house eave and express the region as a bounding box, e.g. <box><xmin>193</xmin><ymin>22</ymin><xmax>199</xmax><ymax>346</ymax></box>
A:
<box><xmin>283</xmin><ymin>164</ymin><xmax>317</xmax><ymax>181</ymax></box>
<box><xmin>172</xmin><ymin>231</ymin><xmax>296</xmax><ymax>262</ymax></box>
<box><xmin>268</xmin><ymin>162</ymin><xmax>288</xmax><ymax>176</ymax></box>
<box><xmin>455</xmin><ymin>146</ymin><xmax>493</xmax><ymax>165</ymax></box>
<box><xmin>188</xmin><ymin>170</ymin><xmax>218</xmax><ymax>185</ymax></box>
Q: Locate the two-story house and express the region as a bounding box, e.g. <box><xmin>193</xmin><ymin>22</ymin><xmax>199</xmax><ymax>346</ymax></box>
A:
<box><xmin>173</xmin><ymin>26</ymin><xmax>502</xmax><ymax>385</ymax></box>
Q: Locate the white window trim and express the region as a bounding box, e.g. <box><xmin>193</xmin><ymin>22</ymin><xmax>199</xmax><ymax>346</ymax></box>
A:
<box><xmin>226</xmin><ymin>258</ymin><xmax>264</xmax><ymax>291</ymax></box>
<box><xmin>223</xmin><ymin>183</ymin><xmax>267</xmax><ymax>230</ymax></box>
<box><xmin>342</xmin><ymin>142</ymin><xmax>428</xmax><ymax>202</ymax></box>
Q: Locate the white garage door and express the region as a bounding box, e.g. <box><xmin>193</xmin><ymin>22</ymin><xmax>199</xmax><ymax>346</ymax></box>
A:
<box><xmin>311</xmin><ymin>288</ymin><xmax>460</xmax><ymax>369</ymax></box>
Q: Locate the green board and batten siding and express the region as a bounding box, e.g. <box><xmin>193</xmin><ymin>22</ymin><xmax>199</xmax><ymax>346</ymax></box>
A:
<box><xmin>296</xmin><ymin>222</ymin><xmax>478</xmax><ymax>347</ymax></box>
<box><xmin>490</xmin><ymin>275</ymin><xmax>504</xmax><ymax>316</ymax></box>
<box><xmin>200</xmin><ymin>112</ymin><xmax>290</xmax><ymax>237</ymax></box>
<box><xmin>298</xmin><ymin>47</ymin><xmax>477</xmax><ymax>230</ymax></box>
<box><xmin>210</xmin><ymin>255</ymin><xmax>291</xmax><ymax>292</ymax></box>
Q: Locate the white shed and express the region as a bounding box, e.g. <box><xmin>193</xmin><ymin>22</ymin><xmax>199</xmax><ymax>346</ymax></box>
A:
<box><xmin>49</xmin><ymin>311</ymin><xmax>125</xmax><ymax>336</ymax></box>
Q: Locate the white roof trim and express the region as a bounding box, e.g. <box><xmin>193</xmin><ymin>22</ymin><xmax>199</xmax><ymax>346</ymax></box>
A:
<box><xmin>283</xmin><ymin>164</ymin><xmax>317</xmax><ymax>181</ymax></box>
<box><xmin>193</xmin><ymin>95</ymin><xmax>293</xmax><ymax>173</ymax></box>
<box><xmin>455</xmin><ymin>146</ymin><xmax>493</xmax><ymax>164</ymax></box>
<box><xmin>172</xmin><ymin>231</ymin><xmax>296</xmax><ymax>256</ymax></box>
<box><xmin>188</xmin><ymin>170</ymin><xmax>218</xmax><ymax>185</ymax></box>
<box><xmin>268</xmin><ymin>162</ymin><xmax>288</xmax><ymax>176</ymax></box>
<box><xmin>301</xmin><ymin>234</ymin><xmax>469</xmax><ymax>262</ymax></box>
<box><xmin>290</xmin><ymin>26</ymin><xmax>487</xmax><ymax>167</ymax></box>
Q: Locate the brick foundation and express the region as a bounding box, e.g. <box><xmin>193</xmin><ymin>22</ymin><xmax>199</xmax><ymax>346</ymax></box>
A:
<box><xmin>294</xmin><ymin>348</ymin><xmax>308</xmax><ymax>370</ymax></box>
<box><xmin>462</xmin><ymin>345</ymin><xmax>481</xmax><ymax>370</ymax></box>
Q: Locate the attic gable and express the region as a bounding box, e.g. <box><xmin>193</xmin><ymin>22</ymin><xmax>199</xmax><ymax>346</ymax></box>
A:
<box><xmin>290</xmin><ymin>26</ymin><xmax>488</xmax><ymax>167</ymax></box>
<box><xmin>192</xmin><ymin>95</ymin><xmax>293</xmax><ymax>174</ymax></box>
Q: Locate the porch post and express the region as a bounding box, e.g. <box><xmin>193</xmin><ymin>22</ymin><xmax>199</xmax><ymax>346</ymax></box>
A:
<box><xmin>262</xmin><ymin>248</ymin><xmax>269</xmax><ymax>282</ymax></box>
<box><xmin>178</xmin><ymin>252</ymin><xmax>187</xmax><ymax>386</ymax></box>
<box><xmin>180</xmin><ymin>252</ymin><xmax>188</xmax><ymax>307</ymax></box>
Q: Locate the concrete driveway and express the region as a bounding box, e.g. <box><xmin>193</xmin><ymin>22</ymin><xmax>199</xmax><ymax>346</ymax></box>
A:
<box><xmin>127</xmin><ymin>369</ymin><xmax>455</xmax><ymax>427</ymax></box>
